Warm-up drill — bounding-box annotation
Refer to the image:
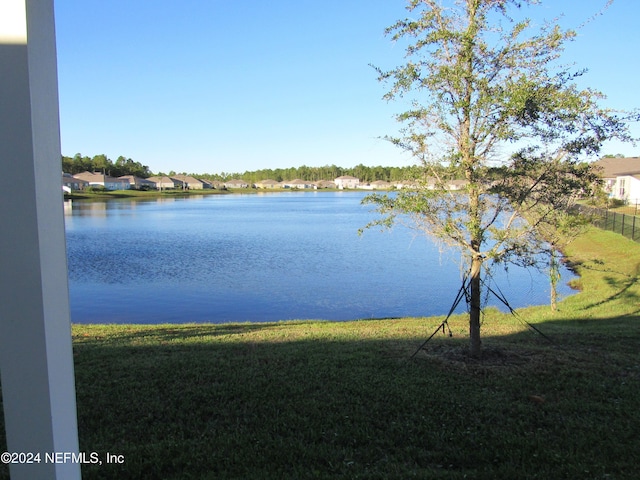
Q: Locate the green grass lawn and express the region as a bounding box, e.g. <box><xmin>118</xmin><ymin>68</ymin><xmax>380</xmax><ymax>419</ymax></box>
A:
<box><xmin>2</xmin><ymin>227</ymin><xmax>640</xmax><ymax>479</ymax></box>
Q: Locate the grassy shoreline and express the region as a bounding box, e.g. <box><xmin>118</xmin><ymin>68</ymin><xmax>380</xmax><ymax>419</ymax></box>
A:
<box><xmin>64</xmin><ymin>188</ymin><xmax>236</xmax><ymax>200</ymax></box>
<box><xmin>2</xmin><ymin>227</ymin><xmax>640</xmax><ymax>479</ymax></box>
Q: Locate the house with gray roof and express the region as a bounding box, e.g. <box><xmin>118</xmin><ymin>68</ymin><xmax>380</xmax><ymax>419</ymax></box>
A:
<box><xmin>73</xmin><ymin>171</ymin><xmax>129</xmax><ymax>190</ymax></box>
<box><xmin>171</xmin><ymin>175</ymin><xmax>211</xmax><ymax>189</ymax></box>
<box><xmin>62</xmin><ymin>173</ymin><xmax>88</xmax><ymax>191</ymax></box>
<box><xmin>118</xmin><ymin>175</ymin><xmax>156</xmax><ymax>190</ymax></box>
<box><xmin>147</xmin><ymin>175</ymin><xmax>185</xmax><ymax>190</ymax></box>
<box><xmin>224</xmin><ymin>179</ymin><xmax>249</xmax><ymax>189</ymax></box>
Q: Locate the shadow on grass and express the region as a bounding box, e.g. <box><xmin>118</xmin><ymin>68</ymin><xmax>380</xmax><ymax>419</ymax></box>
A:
<box><xmin>583</xmin><ymin>273</ymin><xmax>640</xmax><ymax>313</ymax></box>
<box><xmin>2</xmin><ymin>314</ymin><xmax>638</xmax><ymax>480</ymax></box>
<box><xmin>74</xmin><ymin>322</ymin><xmax>308</xmax><ymax>344</ymax></box>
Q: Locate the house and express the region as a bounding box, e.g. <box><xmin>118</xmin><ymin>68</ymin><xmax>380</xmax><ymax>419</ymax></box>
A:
<box><xmin>62</xmin><ymin>173</ymin><xmax>88</xmax><ymax>191</ymax></box>
<box><xmin>118</xmin><ymin>175</ymin><xmax>156</xmax><ymax>190</ymax></box>
<box><xmin>224</xmin><ymin>179</ymin><xmax>249</xmax><ymax>189</ymax></box>
<box><xmin>200</xmin><ymin>178</ymin><xmax>214</xmax><ymax>189</ymax></box>
<box><xmin>369</xmin><ymin>180</ymin><xmax>391</xmax><ymax>190</ymax></box>
<box><xmin>334</xmin><ymin>175</ymin><xmax>360</xmax><ymax>189</ymax></box>
<box><xmin>146</xmin><ymin>175</ymin><xmax>185</xmax><ymax>190</ymax></box>
<box><xmin>282</xmin><ymin>179</ymin><xmax>313</xmax><ymax>189</ymax></box>
<box><xmin>255</xmin><ymin>179</ymin><xmax>281</xmax><ymax>189</ymax></box>
<box><xmin>171</xmin><ymin>174</ymin><xmax>212</xmax><ymax>190</ymax></box>
<box><xmin>593</xmin><ymin>157</ymin><xmax>640</xmax><ymax>203</ymax></box>
<box><xmin>395</xmin><ymin>177</ymin><xmax>469</xmax><ymax>191</ymax></box>
<box><xmin>314</xmin><ymin>180</ymin><xmax>336</xmax><ymax>189</ymax></box>
<box><xmin>73</xmin><ymin>171</ymin><xmax>129</xmax><ymax>190</ymax></box>
<box><xmin>394</xmin><ymin>180</ymin><xmax>420</xmax><ymax>189</ymax></box>
<box><xmin>447</xmin><ymin>179</ymin><xmax>469</xmax><ymax>191</ymax></box>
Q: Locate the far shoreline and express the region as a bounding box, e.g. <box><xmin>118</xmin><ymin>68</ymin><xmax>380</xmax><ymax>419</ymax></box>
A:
<box><xmin>63</xmin><ymin>187</ymin><xmax>360</xmax><ymax>201</ymax></box>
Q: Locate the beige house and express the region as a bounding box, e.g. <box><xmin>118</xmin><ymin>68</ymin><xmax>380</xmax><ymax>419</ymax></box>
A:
<box><xmin>315</xmin><ymin>180</ymin><xmax>336</xmax><ymax>189</ymax></box>
<box><xmin>394</xmin><ymin>180</ymin><xmax>419</xmax><ymax>189</ymax></box>
<box><xmin>224</xmin><ymin>179</ymin><xmax>249</xmax><ymax>189</ymax></box>
<box><xmin>447</xmin><ymin>179</ymin><xmax>469</xmax><ymax>191</ymax></box>
<box><xmin>369</xmin><ymin>180</ymin><xmax>391</xmax><ymax>190</ymax></box>
<box><xmin>334</xmin><ymin>175</ymin><xmax>360</xmax><ymax>189</ymax></box>
<box><xmin>147</xmin><ymin>175</ymin><xmax>185</xmax><ymax>190</ymax></box>
<box><xmin>255</xmin><ymin>179</ymin><xmax>281</xmax><ymax>189</ymax></box>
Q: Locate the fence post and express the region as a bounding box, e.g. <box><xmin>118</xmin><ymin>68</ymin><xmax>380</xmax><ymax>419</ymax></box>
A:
<box><xmin>612</xmin><ymin>211</ymin><xmax>616</xmax><ymax>233</ymax></box>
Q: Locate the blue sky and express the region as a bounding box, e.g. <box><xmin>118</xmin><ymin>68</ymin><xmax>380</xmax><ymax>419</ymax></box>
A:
<box><xmin>53</xmin><ymin>0</ymin><xmax>639</xmax><ymax>175</ymax></box>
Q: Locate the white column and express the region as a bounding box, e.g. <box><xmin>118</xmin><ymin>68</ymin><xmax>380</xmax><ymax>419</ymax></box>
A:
<box><xmin>0</xmin><ymin>1</ymin><xmax>81</xmax><ymax>479</ymax></box>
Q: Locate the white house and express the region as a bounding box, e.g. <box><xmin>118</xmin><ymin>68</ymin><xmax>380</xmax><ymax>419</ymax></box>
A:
<box><xmin>594</xmin><ymin>157</ymin><xmax>640</xmax><ymax>203</ymax></box>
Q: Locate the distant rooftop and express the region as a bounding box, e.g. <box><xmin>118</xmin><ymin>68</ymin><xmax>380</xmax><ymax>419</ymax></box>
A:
<box><xmin>593</xmin><ymin>157</ymin><xmax>640</xmax><ymax>178</ymax></box>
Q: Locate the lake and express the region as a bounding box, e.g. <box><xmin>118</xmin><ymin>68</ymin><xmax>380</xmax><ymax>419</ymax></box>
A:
<box><xmin>64</xmin><ymin>191</ymin><xmax>575</xmax><ymax>324</ymax></box>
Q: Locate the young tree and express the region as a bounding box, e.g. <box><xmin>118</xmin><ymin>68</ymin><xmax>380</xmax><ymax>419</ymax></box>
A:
<box><xmin>363</xmin><ymin>0</ymin><xmax>633</xmax><ymax>357</ymax></box>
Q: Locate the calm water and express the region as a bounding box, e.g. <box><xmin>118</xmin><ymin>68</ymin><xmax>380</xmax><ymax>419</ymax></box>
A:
<box><xmin>64</xmin><ymin>191</ymin><xmax>575</xmax><ymax>324</ymax></box>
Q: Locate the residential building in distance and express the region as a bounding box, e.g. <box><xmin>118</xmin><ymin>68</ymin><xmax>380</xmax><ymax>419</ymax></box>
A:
<box><xmin>255</xmin><ymin>179</ymin><xmax>281</xmax><ymax>189</ymax></box>
<box><xmin>282</xmin><ymin>179</ymin><xmax>313</xmax><ymax>189</ymax></box>
<box><xmin>224</xmin><ymin>179</ymin><xmax>249</xmax><ymax>189</ymax></box>
<box><xmin>594</xmin><ymin>157</ymin><xmax>640</xmax><ymax>203</ymax></box>
<box><xmin>315</xmin><ymin>180</ymin><xmax>336</xmax><ymax>189</ymax></box>
<box><xmin>147</xmin><ymin>175</ymin><xmax>185</xmax><ymax>190</ymax></box>
<box><xmin>73</xmin><ymin>171</ymin><xmax>129</xmax><ymax>190</ymax></box>
<box><xmin>62</xmin><ymin>173</ymin><xmax>88</xmax><ymax>191</ymax></box>
<box><xmin>171</xmin><ymin>174</ymin><xmax>212</xmax><ymax>189</ymax></box>
<box><xmin>334</xmin><ymin>175</ymin><xmax>360</xmax><ymax>189</ymax></box>
<box><xmin>119</xmin><ymin>175</ymin><xmax>156</xmax><ymax>190</ymax></box>
<box><xmin>359</xmin><ymin>180</ymin><xmax>391</xmax><ymax>190</ymax></box>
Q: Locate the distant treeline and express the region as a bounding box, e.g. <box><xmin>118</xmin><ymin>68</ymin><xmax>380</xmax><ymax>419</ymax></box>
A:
<box><xmin>62</xmin><ymin>153</ymin><xmax>420</xmax><ymax>183</ymax></box>
<box><xmin>62</xmin><ymin>154</ymin><xmax>152</xmax><ymax>178</ymax></box>
<box><xmin>197</xmin><ymin>164</ymin><xmax>421</xmax><ymax>183</ymax></box>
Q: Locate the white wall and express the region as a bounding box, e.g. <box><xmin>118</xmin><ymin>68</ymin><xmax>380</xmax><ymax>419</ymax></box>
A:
<box><xmin>0</xmin><ymin>1</ymin><xmax>81</xmax><ymax>478</ymax></box>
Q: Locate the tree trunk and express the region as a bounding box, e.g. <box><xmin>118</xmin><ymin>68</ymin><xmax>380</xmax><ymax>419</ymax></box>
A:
<box><xmin>469</xmin><ymin>253</ymin><xmax>483</xmax><ymax>358</ymax></box>
<box><xmin>550</xmin><ymin>248</ymin><xmax>559</xmax><ymax>312</ymax></box>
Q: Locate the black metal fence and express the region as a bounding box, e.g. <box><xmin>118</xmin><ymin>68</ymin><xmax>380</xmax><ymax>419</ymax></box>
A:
<box><xmin>574</xmin><ymin>205</ymin><xmax>640</xmax><ymax>242</ymax></box>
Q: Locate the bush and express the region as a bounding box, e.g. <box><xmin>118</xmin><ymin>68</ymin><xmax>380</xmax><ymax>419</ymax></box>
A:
<box><xmin>85</xmin><ymin>186</ymin><xmax>108</xmax><ymax>193</ymax></box>
<box><xmin>608</xmin><ymin>198</ymin><xmax>626</xmax><ymax>208</ymax></box>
